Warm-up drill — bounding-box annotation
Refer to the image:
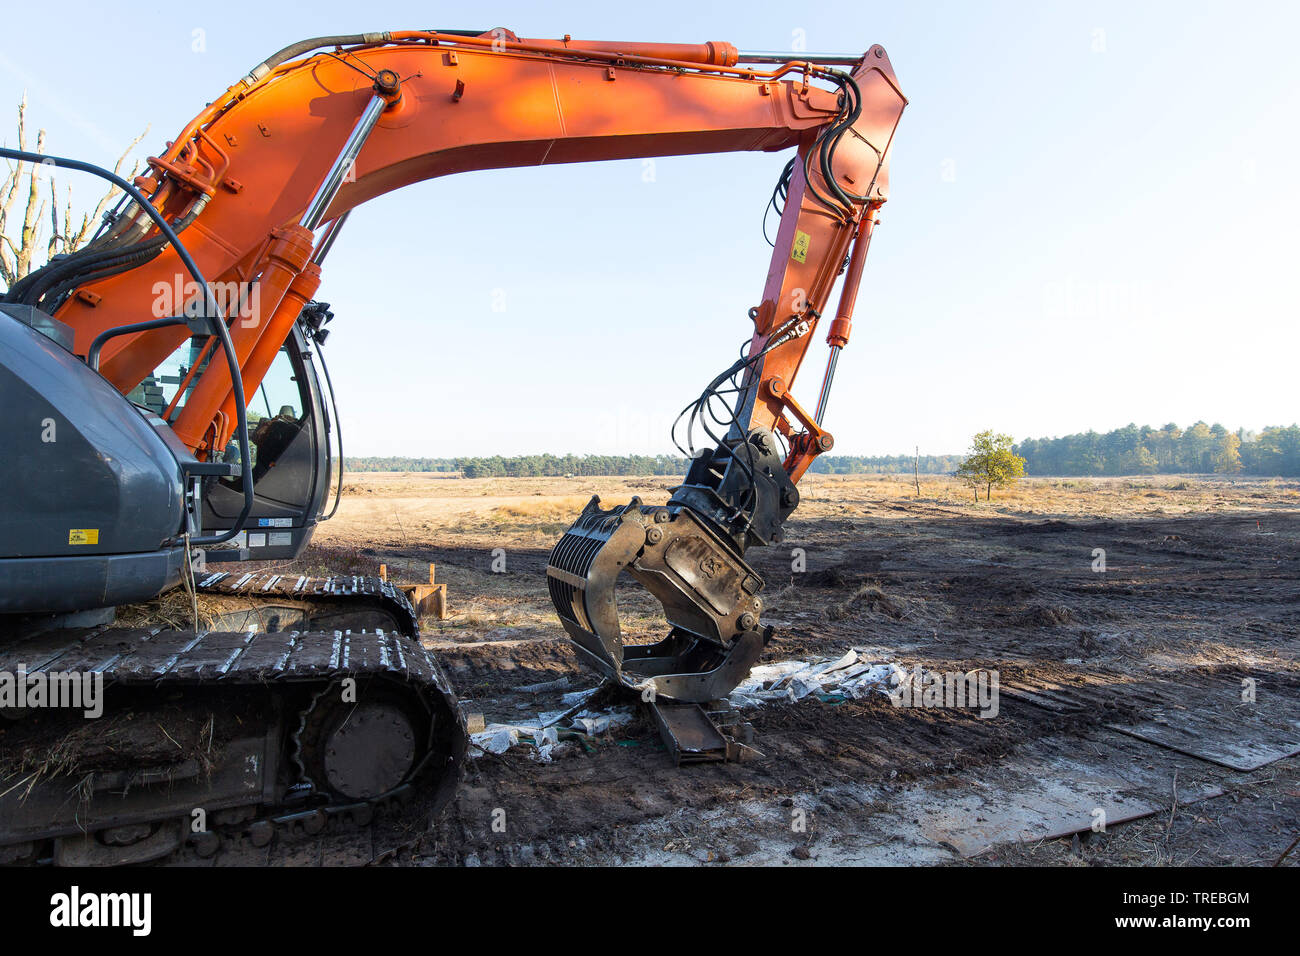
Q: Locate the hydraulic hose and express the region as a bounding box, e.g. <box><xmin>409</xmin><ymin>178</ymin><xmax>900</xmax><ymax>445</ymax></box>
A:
<box><xmin>237</xmin><ymin>33</ymin><xmax>396</xmax><ymax>88</ymax></box>
<box><xmin>0</xmin><ymin>145</ymin><xmax>255</xmax><ymax>547</ymax></box>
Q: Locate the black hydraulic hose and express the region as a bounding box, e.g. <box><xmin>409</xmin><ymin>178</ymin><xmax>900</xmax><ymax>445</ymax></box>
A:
<box><xmin>2</xmin><ymin>215</ymin><xmax>158</xmax><ymax>302</ymax></box>
<box><xmin>762</xmin><ymin>157</ymin><xmax>795</xmax><ymax>247</ymax></box>
<box><xmin>38</xmin><ymin>256</ymin><xmax>160</xmax><ymax>314</ymax></box>
<box><xmin>802</xmin><ymin>130</ymin><xmax>847</xmax><ymax>221</ymax></box>
<box><xmin>818</xmin><ymin>75</ymin><xmax>881</xmax><ymax>211</ymax></box>
<box><xmin>314</xmin><ymin>336</ymin><xmax>345</xmax><ymax>521</ymax></box>
<box><xmin>0</xmin><ymin>146</ymin><xmax>254</xmax><ymax>547</ymax></box>
<box><xmin>237</xmin><ymin>30</ymin><xmax>489</xmax><ymax>89</ymax></box>
<box><xmin>20</xmin><ymin>241</ymin><xmax>162</xmax><ymax>307</ymax></box>
<box><xmin>7</xmin><ymin>232</ymin><xmax>148</xmax><ymax>304</ymax></box>
<box><xmin>88</xmin><ymin>191</ymin><xmax>132</xmax><ymax>247</ymax></box>
<box><xmin>798</xmin><ymin>71</ymin><xmax>861</xmax><ymax>221</ymax></box>
<box><xmin>13</xmin><ymin>202</ymin><xmax>201</xmax><ymax>308</ymax></box>
<box><xmin>241</xmin><ymin>34</ymin><xmax>385</xmax><ymax>85</ymax></box>
<box><xmin>34</xmin><ymin>239</ymin><xmax>172</xmax><ymax>311</ymax></box>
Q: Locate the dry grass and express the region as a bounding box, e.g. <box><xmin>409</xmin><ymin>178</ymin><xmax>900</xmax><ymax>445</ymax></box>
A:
<box><xmin>114</xmin><ymin>588</ymin><xmax>223</xmax><ymax>630</ymax></box>
<box><xmin>0</xmin><ymin>707</ymin><xmax>218</xmax><ymax>799</ymax></box>
<box><xmin>491</xmin><ymin>495</ymin><xmax>594</xmax><ymax>521</ymax></box>
<box><xmin>827</xmin><ymin>582</ymin><xmax>904</xmax><ymax>621</ymax></box>
<box><xmin>794</xmin><ymin>473</ymin><xmax>1300</xmax><ymax>518</ymax></box>
<box><xmin>216</xmin><ymin>470</ymin><xmax>1300</xmax><ymax>636</ymax></box>
<box><xmin>825</xmin><ymin>581</ymin><xmax>938</xmax><ymax>624</ymax></box>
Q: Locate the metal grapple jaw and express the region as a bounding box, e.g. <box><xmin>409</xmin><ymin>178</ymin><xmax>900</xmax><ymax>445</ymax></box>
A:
<box><xmin>547</xmin><ymin>496</ymin><xmax>770</xmax><ymax>703</ymax></box>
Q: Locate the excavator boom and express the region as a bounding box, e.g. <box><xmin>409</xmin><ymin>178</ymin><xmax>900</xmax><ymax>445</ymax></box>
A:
<box><xmin>43</xmin><ymin>31</ymin><xmax>904</xmax><ymax>464</ymax></box>
<box><xmin>0</xmin><ymin>29</ymin><xmax>905</xmax><ymax>857</ymax></box>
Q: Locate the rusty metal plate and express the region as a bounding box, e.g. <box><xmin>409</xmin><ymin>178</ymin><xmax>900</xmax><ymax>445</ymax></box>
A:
<box><xmin>902</xmin><ymin>728</ymin><xmax>1226</xmax><ymax>858</ymax></box>
<box><xmin>649</xmin><ymin>701</ymin><xmax>729</xmax><ymax>765</ymax></box>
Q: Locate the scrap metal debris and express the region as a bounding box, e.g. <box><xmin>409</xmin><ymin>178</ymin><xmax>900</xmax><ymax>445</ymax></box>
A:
<box><xmin>468</xmin><ymin>686</ymin><xmax>635</xmax><ymax>761</ymax></box>
<box><xmin>465</xmin><ymin>650</ymin><xmax>907</xmax><ymax>760</ymax></box>
<box><xmin>728</xmin><ymin>649</ymin><xmax>905</xmax><ymax>707</ymax></box>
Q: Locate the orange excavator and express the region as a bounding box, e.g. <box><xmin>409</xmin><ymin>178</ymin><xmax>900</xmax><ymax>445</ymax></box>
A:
<box><xmin>0</xmin><ymin>29</ymin><xmax>905</xmax><ymax>863</ymax></box>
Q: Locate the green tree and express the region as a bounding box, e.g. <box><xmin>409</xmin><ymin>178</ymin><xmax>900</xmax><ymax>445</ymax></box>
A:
<box><xmin>1213</xmin><ymin>432</ymin><xmax>1243</xmax><ymax>474</ymax></box>
<box><xmin>1182</xmin><ymin>421</ymin><xmax>1213</xmax><ymax>472</ymax></box>
<box><xmin>1122</xmin><ymin>445</ymin><xmax>1159</xmax><ymax>474</ymax></box>
<box><xmin>956</xmin><ymin>430</ymin><xmax>1027</xmax><ymax>501</ymax></box>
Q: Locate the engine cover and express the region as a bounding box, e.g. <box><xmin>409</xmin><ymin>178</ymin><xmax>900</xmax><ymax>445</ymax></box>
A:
<box><xmin>0</xmin><ymin>306</ymin><xmax>186</xmax><ymax>613</ymax></box>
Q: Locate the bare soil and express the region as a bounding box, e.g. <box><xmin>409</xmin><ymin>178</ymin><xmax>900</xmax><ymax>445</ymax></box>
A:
<box><xmin>244</xmin><ymin>473</ymin><xmax>1300</xmax><ymax>866</ymax></box>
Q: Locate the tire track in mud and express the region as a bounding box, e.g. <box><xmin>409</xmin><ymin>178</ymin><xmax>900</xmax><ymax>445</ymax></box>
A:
<box><xmin>398</xmin><ymin>508</ymin><xmax>1299</xmax><ymax>865</ymax></box>
<box><xmin>249</xmin><ymin>497</ymin><xmax>1297</xmax><ymax>865</ymax></box>
<box><xmin>406</xmin><ymin>670</ymin><xmax>1139</xmax><ymax>865</ymax></box>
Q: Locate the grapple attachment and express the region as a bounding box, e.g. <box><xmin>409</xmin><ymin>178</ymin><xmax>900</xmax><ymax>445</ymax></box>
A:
<box><xmin>547</xmin><ymin>496</ymin><xmax>769</xmax><ymax>703</ymax></box>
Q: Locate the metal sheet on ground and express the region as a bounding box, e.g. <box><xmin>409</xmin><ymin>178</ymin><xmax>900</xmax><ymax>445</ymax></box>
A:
<box><xmin>891</xmin><ymin>728</ymin><xmax>1225</xmax><ymax>858</ymax></box>
<box><xmin>1004</xmin><ymin>670</ymin><xmax>1300</xmax><ymax>773</ymax></box>
<box><xmin>558</xmin><ymin>726</ymin><xmax>1234</xmax><ymax>865</ymax></box>
<box><xmin>1104</xmin><ymin>677</ymin><xmax>1300</xmax><ymax>772</ymax></box>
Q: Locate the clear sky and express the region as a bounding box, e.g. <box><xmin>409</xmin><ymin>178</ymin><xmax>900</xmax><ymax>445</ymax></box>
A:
<box><xmin>3</xmin><ymin>1</ymin><xmax>1297</xmax><ymax>457</ymax></box>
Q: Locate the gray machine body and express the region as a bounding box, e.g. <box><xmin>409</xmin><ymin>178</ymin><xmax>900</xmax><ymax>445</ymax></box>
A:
<box><xmin>0</xmin><ymin>305</ymin><xmax>188</xmax><ymax>612</ymax></box>
<box><xmin>0</xmin><ymin>303</ymin><xmax>335</xmax><ymax>616</ymax></box>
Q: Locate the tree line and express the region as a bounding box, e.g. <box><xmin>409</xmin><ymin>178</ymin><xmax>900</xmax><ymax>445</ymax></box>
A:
<box><xmin>346</xmin><ymin>452</ymin><xmax>963</xmax><ymax>477</ymax></box>
<box><xmin>347</xmin><ymin>422</ymin><xmax>1300</xmax><ymax>479</ymax></box>
<box><xmin>808</xmin><ymin>454</ymin><xmax>964</xmax><ymax>475</ymax></box>
<box><xmin>347</xmin><ymin>457</ymin><xmax>460</xmax><ymax>473</ymax></box>
<box><xmin>1014</xmin><ymin>423</ymin><xmax>1300</xmax><ymax>476</ymax></box>
<box><xmin>347</xmin><ymin>454</ymin><xmax>691</xmax><ymax>477</ymax></box>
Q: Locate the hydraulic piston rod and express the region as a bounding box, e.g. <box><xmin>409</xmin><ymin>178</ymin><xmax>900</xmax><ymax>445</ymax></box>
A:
<box><xmin>311</xmin><ymin>210</ymin><xmax>352</xmax><ymax>266</ymax></box>
<box><xmin>814</xmin><ymin>207</ymin><xmax>879</xmax><ymax>424</ymax></box>
<box><xmin>301</xmin><ymin>76</ymin><xmax>396</xmax><ymax>230</ymax></box>
<box><xmin>737</xmin><ymin>50</ymin><xmax>864</xmax><ymax>65</ymax></box>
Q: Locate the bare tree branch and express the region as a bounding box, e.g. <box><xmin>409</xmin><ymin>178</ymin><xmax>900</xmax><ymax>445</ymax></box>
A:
<box><xmin>0</xmin><ymin>93</ymin><xmax>26</xmax><ymax>217</ymax></box>
<box><xmin>48</xmin><ymin>173</ymin><xmax>63</xmax><ymax>260</ymax></box>
<box><xmin>0</xmin><ymin>93</ymin><xmax>29</xmax><ymax>287</ymax></box>
<box><xmin>0</xmin><ymin>93</ymin><xmax>150</xmax><ymax>293</ymax></box>
<box><xmin>66</xmin><ymin>125</ymin><xmax>148</xmax><ymax>252</ymax></box>
<box><xmin>15</xmin><ymin>126</ymin><xmax>48</xmax><ymax>280</ymax></box>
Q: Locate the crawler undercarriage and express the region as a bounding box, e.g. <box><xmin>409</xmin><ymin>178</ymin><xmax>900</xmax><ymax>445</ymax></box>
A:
<box><xmin>0</xmin><ymin>574</ymin><xmax>464</xmax><ymax>865</ymax></box>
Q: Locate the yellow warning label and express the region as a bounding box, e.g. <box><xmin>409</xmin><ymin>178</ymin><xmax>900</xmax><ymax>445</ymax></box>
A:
<box><xmin>791</xmin><ymin>230</ymin><xmax>811</xmax><ymax>264</ymax></box>
<box><xmin>68</xmin><ymin>529</ymin><xmax>99</xmax><ymax>545</ymax></box>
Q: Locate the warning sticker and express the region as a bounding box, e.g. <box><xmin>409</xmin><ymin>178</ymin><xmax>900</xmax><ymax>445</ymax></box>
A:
<box><xmin>68</xmin><ymin>529</ymin><xmax>99</xmax><ymax>545</ymax></box>
<box><xmin>791</xmin><ymin>230</ymin><xmax>811</xmax><ymax>264</ymax></box>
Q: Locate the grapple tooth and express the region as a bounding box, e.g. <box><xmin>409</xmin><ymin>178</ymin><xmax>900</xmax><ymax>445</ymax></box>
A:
<box><xmin>546</xmin><ymin>497</ymin><xmax>770</xmax><ymax>703</ymax></box>
<box><xmin>546</xmin><ymin>496</ymin><xmax>648</xmax><ymax>676</ymax></box>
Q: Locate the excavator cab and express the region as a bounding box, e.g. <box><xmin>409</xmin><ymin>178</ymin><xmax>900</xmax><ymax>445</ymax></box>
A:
<box><xmin>0</xmin><ymin>300</ymin><xmax>337</xmax><ymax>613</ymax></box>
<box><xmin>200</xmin><ymin>318</ymin><xmax>335</xmax><ymax>563</ymax></box>
<box><xmin>123</xmin><ymin>310</ymin><xmax>336</xmax><ymax>566</ymax></box>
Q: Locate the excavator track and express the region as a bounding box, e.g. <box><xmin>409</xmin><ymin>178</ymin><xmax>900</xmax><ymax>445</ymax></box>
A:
<box><xmin>0</xmin><ymin>576</ymin><xmax>466</xmax><ymax>866</ymax></box>
<box><xmin>193</xmin><ymin>569</ymin><xmax>419</xmax><ymax>636</ymax></box>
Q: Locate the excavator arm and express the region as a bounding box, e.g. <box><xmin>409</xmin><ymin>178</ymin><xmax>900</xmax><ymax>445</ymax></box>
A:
<box><xmin>10</xmin><ymin>29</ymin><xmax>906</xmax><ymax>704</ymax></box>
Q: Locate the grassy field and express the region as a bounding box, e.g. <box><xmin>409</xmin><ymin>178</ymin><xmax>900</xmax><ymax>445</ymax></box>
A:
<box><xmin>283</xmin><ymin>472</ymin><xmax>1300</xmax><ymax>639</ymax></box>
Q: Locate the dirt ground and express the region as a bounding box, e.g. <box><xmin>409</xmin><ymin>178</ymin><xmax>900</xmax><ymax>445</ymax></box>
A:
<box><xmin>253</xmin><ymin>472</ymin><xmax>1300</xmax><ymax>866</ymax></box>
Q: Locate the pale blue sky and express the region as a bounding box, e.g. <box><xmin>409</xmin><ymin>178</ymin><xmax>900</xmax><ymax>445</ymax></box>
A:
<box><xmin>3</xmin><ymin>1</ymin><xmax>1297</xmax><ymax>456</ymax></box>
